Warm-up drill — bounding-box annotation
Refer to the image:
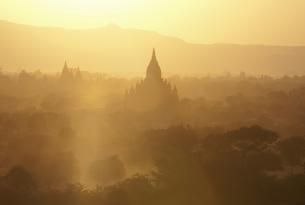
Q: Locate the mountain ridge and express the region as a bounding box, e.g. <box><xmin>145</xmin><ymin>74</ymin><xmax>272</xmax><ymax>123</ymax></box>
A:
<box><xmin>1</xmin><ymin>20</ymin><xmax>305</xmax><ymax>76</ymax></box>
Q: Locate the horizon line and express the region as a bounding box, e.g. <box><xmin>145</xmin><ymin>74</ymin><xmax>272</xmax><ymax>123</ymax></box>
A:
<box><xmin>1</xmin><ymin>19</ymin><xmax>305</xmax><ymax>47</ymax></box>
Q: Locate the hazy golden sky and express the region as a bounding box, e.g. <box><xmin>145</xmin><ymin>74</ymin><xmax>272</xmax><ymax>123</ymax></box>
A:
<box><xmin>1</xmin><ymin>0</ymin><xmax>305</xmax><ymax>45</ymax></box>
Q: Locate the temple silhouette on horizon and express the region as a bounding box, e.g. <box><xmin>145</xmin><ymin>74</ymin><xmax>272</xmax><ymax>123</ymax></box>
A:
<box><xmin>125</xmin><ymin>49</ymin><xmax>178</xmax><ymax>111</ymax></box>
<box><xmin>60</xmin><ymin>61</ymin><xmax>82</xmax><ymax>83</ymax></box>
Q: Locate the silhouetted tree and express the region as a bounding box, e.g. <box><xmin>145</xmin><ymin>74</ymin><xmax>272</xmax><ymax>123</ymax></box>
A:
<box><xmin>89</xmin><ymin>155</ymin><xmax>126</xmax><ymax>186</ymax></box>
<box><xmin>278</xmin><ymin>136</ymin><xmax>305</xmax><ymax>167</ymax></box>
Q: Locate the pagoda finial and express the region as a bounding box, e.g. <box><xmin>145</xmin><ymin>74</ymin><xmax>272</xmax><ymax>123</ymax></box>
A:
<box><xmin>146</xmin><ymin>48</ymin><xmax>162</xmax><ymax>81</ymax></box>
<box><xmin>151</xmin><ymin>48</ymin><xmax>158</xmax><ymax>62</ymax></box>
<box><xmin>63</xmin><ymin>60</ymin><xmax>68</xmax><ymax>69</ymax></box>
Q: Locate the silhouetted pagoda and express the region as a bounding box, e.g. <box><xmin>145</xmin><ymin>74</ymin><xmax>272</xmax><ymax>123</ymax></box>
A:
<box><xmin>60</xmin><ymin>61</ymin><xmax>82</xmax><ymax>83</ymax></box>
<box><xmin>125</xmin><ymin>49</ymin><xmax>178</xmax><ymax>111</ymax></box>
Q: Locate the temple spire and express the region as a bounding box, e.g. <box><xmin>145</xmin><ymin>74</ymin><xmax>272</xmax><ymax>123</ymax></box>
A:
<box><xmin>63</xmin><ymin>61</ymin><xmax>68</xmax><ymax>70</ymax></box>
<box><xmin>152</xmin><ymin>48</ymin><xmax>156</xmax><ymax>59</ymax></box>
<box><xmin>146</xmin><ymin>48</ymin><xmax>162</xmax><ymax>81</ymax></box>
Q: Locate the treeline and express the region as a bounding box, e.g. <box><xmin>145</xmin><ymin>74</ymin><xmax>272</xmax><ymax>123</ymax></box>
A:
<box><xmin>2</xmin><ymin>70</ymin><xmax>305</xmax><ymax>137</ymax></box>
<box><xmin>1</xmin><ymin>70</ymin><xmax>305</xmax><ymax>204</ymax></box>
<box><xmin>1</xmin><ymin>126</ymin><xmax>305</xmax><ymax>205</ymax></box>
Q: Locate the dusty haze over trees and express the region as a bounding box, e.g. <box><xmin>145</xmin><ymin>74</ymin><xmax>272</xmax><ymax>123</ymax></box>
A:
<box><xmin>2</xmin><ymin>0</ymin><xmax>305</xmax><ymax>203</ymax></box>
<box><xmin>1</xmin><ymin>48</ymin><xmax>305</xmax><ymax>204</ymax></box>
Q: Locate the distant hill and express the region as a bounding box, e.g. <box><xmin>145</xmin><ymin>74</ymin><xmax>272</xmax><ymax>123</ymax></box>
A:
<box><xmin>1</xmin><ymin>20</ymin><xmax>305</xmax><ymax>76</ymax></box>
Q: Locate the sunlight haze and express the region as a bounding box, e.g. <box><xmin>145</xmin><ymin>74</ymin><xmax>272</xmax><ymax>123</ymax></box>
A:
<box><xmin>2</xmin><ymin>1</ymin><xmax>305</xmax><ymax>205</ymax></box>
<box><xmin>1</xmin><ymin>0</ymin><xmax>305</xmax><ymax>45</ymax></box>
